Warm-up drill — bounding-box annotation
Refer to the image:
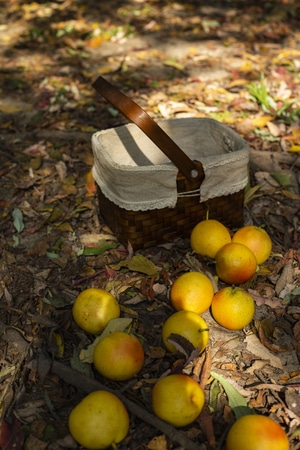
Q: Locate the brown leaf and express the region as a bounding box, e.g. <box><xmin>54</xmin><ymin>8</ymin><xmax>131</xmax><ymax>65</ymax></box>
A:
<box><xmin>147</xmin><ymin>435</ymin><xmax>168</xmax><ymax>450</ymax></box>
<box><xmin>250</xmin><ymin>389</ymin><xmax>268</xmax><ymax>409</ymax></box>
<box><xmin>197</xmin><ymin>408</ymin><xmax>216</xmax><ymax>448</ymax></box>
<box><xmin>148</xmin><ymin>346</ymin><xmax>166</xmax><ymax>359</ymax></box>
<box><xmin>248</xmin><ymin>289</ymin><xmax>283</xmax><ymax>309</ymax></box>
<box><xmin>256</xmin><ymin>319</ymin><xmax>291</xmax><ymax>353</ymax></box>
<box><xmin>198</xmin><ymin>347</ymin><xmax>212</xmax><ymax>389</ymax></box>
<box><xmin>22</xmin><ymin>434</ymin><xmax>47</xmax><ymax>450</ymax></box>
<box><xmin>85</xmin><ymin>170</ymin><xmax>97</xmax><ymax>196</ymax></box>
<box><xmin>275</xmin><ymin>261</ymin><xmax>294</xmax><ymax>296</ymax></box>
<box><xmin>267</xmin><ymin>121</ymin><xmax>281</xmax><ymax>137</ymax></box>
<box><xmin>245</xmin><ymin>334</ymin><xmax>283</xmax><ymax>370</ymax></box>
<box><xmin>293</xmin><ymin>321</ymin><xmax>300</xmax><ymax>341</ymax></box>
<box><xmin>28</xmin><ymin>238</ymin><xmax>49</xmax><ymax>257</ymax></box>
<box><xmin>285</xmin><ymin>388</ymin><xmax>300</xmax><ymax>417</ymax></box>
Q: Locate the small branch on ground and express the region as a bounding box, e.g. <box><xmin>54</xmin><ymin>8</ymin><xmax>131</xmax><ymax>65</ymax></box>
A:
<box><xmin>51</xmin><ymin>360</ymin><xmax>206</xmax><ymax>450</ymax></box>
<box><xmin>1</xmin><ymin>131</ymin><xmax>92</xmax><ymax>142</ymax></box>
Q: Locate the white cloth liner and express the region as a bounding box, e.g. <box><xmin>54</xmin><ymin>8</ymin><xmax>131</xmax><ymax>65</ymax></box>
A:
<box><xmin>92</xmin><ymin>118</ymin><xmax>249</xmax><ymax>211</ymax></box>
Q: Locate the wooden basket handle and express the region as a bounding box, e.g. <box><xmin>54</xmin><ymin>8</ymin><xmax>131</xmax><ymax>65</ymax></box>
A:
<box><xmin>92</xmin><ymin>76</ymin><xmax>205</xmax><ymax>183</ymax></box>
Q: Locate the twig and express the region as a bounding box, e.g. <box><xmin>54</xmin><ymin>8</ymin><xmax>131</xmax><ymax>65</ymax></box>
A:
<box><xmin>1</xmin><ymin>130</ymin><xmax>92</xmax><ymax>142</ymax></box>
<box><xmin>51</xmin><ymin>361</ymin><xmax>206</xmax><ymax>450</ymax></box>
<box><xmin>199</xmin><ymin>347</ymin><xmax>212</xmax><ymax>390</ymax></box>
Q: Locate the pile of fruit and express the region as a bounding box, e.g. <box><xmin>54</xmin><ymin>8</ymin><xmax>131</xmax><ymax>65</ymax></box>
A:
<box><xmin>68</xmin><ymin>220</ymin><xmax>289</xmax><ymax>450</ymax></box>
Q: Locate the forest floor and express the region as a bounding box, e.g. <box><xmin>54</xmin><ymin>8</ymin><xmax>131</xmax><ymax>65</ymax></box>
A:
<box><xmin>0</xmin><ymin>0</ymin><xmax>300</xmax><ymax>449</ymax></box>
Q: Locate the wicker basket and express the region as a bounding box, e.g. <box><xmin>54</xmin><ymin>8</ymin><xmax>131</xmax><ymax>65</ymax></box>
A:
<box><xmin>92</xmin><ymin>76</ymin><xmax>249</xmax><ymax>249</ymax></box>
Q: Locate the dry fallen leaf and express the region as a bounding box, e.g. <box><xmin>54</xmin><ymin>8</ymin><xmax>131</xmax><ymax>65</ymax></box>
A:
<box><xmin>293</xmin><ymin>321</ymin><xmax>300</xmax><ymax>341</ymax></box>
<box><xmin>275</xmin><ymin>261</ymin><xmax>294</xmax><ymax>295</ymax></box>
<box><xmin>252</xmin><ymin>115</ymin><xmax>274</xmax><ymax>128</ymax></box>
<box><xmin>248</xmin><ymin>289</ymin><xmax>284</xmax><ymax>309</ymax></box>
<box><xmin>245</xmin><ymin>334</ymin><xmax>283</xmax><ymax>370</ymax></box>
<box><xmin>113</xmin><ymin>255</ymin><xmax>158</xmax><ymax>276</ymax></box>
<box><xmin>85</xmin><ymin>170</ymin><xmax>97</xmax><ymax>196</ymax></box>
<box><xmin>267</xmin><ymin>121</ymin><xmax>281</xmax><ymax>137</ymax></box>
<box><xmin>256</xmin><ymin>318</ymin><xmax>291</xmax><ymax>353</ymax></box>
<box><xmin>147</xmin><ymin>434</ymin><xmax>168</xmax><ymax>450</ymax></box>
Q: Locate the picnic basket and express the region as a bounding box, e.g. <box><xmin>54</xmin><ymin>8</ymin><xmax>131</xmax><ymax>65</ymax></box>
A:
<box><xmin>91</xmin><ymin>76</ymin><xmax>249</xmax><ymax>249</ymax></box>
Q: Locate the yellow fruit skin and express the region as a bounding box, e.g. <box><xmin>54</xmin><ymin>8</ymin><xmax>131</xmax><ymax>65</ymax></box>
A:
<box><xmin>190</xmin><ymin>219</ymin><xmax>231</xmax><ymax>259</ymax></box>
<box><xmin>232</xmin><ymin>225</ymin><xmax>272</xmax><ymax>265</ymax></box>
<box><xmin>152</xmin><ymin>374</ymin><xmax>205</xmax><ymax>427</ymax></box>
<box><xmin>215</xmin><ymin>242</ymin><xmax>257</xmax><ymax>284</ymax></box>
<box><xmin>93</xmin><ymin>332</ymin><xmax>144</xmax><ymax>381</ymax></box>
<box><xmin>211</xmin><ymin>286</ymin><xmax>255</xmax><ymax>330</ymax></box>
<box><xmin>162</xmin><ymin>310</ymin><xmax>209</xmax><ymax>354</ymax></box>
<box><xmin>170</xmin><ymin>271</ymin><xmax>214</xmax><ymax>314</ymax></box>
<box><xmin>72</xmin><ymin>288</ymin><xmax>120</xmax><ymax>334</ymax></box>
<box><xmin>68</xmin><ymin>391</ymin><xmax>129</xmax><ymax>449</ymax></box>
<box><xmin>226</xmin><ymin>415</ymin><xmax>289</xmax><ymax>450</ymax></box>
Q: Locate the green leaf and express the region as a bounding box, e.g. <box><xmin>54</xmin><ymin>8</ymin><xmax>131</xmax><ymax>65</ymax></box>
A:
<box><xmin>108</xmin><ymin>107</ymin><xmax>119</xmax><ymax>117</ymax></box>
<box><xmin>43</xmin><ymin>291</ymin><xmax>70</xmax><ymax>308</ymax></box>
<box><xmin>244</xmin><ymin>184</ymin><xmax>263</xmax><ymax>205</ymax></box>
<box><xmin>127</xmin><ymin>255</ymin><xmax>158</xmax><ymax>275</ymax></box>
<box><xmin>282</xmin><ymin>286</ymin><xmax>300</xmax><ymax>304</ymax></box>
<box><xmin>12</xmin><ymin>207</ymin><xmax>24</xmax><ymax>233</ymax></box>
<box><xmin>209</xmin><ymin>379</ymin><xmax>222</xmax><ymax>413</ymax></box>
<box><xmin>12</xmin><ymin>235</ymin><xmax>20</xmax><ymax>247</ymax></box>
<box><xmin>70</xmin><ymin>348</ymin><xmax>93</xmax><ymax>377</ymax></box>
<box><xmin>271</xmin><ymin>172</ymin><xmax>292</xmax><ymax>189</ymax></box>
<box><xmin>291</xmin><ymin>287</ymin><xmax>300</xmax><ymax>296</ymax></box>
<box><xmin>81</xmin><ymin>241</ymin><xmax>118</xmax><ymax>256</ymax></box>
<box><xmin>211</xmin><ymin>371</ymin><xmax>255</xmax><ymax>419</ymax></box>
<box><xmin>164</xmin><ymin>58</ymin><xmax>185</xmax><ymax>72</ymax></box>
<box><xmin>46</xmin><ymin>251</ymin><xmax>60</xmax><ymax>259</ymax></box>
<box><xmin>101</xmin><ymin>317</ymin><xmax>133</xmax><ymax>339</ymax></box>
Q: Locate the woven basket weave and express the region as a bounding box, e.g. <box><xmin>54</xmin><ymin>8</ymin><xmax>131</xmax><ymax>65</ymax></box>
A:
<box><xmin>92</xmin><ymin>76</ymin><xmax>249</xmax><ymax>249</ymax></box>
<box><xmin>96</xmin><ymin>185</ymin><xmax>245</xmax><ymax>249</ymax></box>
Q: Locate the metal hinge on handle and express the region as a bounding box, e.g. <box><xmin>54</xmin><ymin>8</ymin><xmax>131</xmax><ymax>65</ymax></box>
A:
<box><xmin>92</xmin><ymin>76</ymin><xmax>205</xmax><ymax>184</ymax></box>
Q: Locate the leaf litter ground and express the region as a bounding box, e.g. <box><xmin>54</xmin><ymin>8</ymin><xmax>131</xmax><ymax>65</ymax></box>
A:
<box><xmin>0</xmin><ymin>0</ymin><xmax>300</xmax><ymax>449</ymax></box>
